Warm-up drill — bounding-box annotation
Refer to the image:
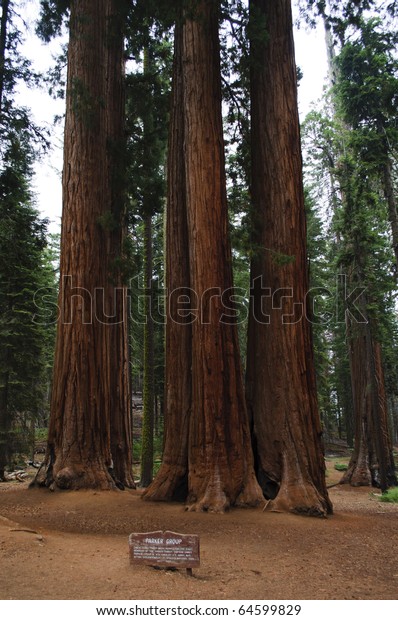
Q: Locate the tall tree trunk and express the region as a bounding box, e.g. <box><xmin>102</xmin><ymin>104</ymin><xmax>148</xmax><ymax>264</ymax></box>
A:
<box><xmin>0</xmin><ymin>368</ymin><xmax>9</xmax><ymax>481</ymax></box>
<box><xmin>33</xmin><ymin>0</ymin><xmax>134</xmax><ymax>490</ymax></box>
<box><xmin>144</xmin><ymin>2</ymin><xmax>262</xmax><ymax>511</ymax></box>
<box><xmin>381</xmin><ymin>155</ymin><xmax>398</xmax><ymax>272</ymax></box>
<box><xmin>343</xmin><ymin>372</ymin><xmax>354</xmax><ymax>448</ymax></box>
<box><xmin>139</xmin><ymin>43</ymin><xmax>156</xmax><ymax>489</ymax></box>
<box><xmin>323</xmin><ymin>9</ymin><xmax>338</xmax><ymax>90</ymax></box>
<box><xmin>246</xmin><ymin>0</ymin><xmax>332</xmax><ymax>516</ymax></box>
<box><xmin>0</xmin><ymin>295</ymin><xmax>12</xmax><ymax>480</ymax></box>
<box><xmin>182</xmin><ymin>0</ymin><xmax>261</xmax><ymax>512</ymax></box>
<box><xmin>342</xmin><ymin>300</ymin><xmax>397</xmax><ymax>490</ymax></box>
<box><xmin>140</xmin><ymin>213</ymin><xmax>155</xmax><ymax>487</ymax></box>
<box><xmin>106</xmin><ymin>1</ymin><xmax>134</xmax><ymax>489</ymax></box>
<box><xmin>143</xmin><ymin>21</ymin><xmax>191</xmax><ymax>502</ymax></box>
<box><xmin>322</xmin><ymin>12</ymin><xmax>396</xmax><ymax>487</ymax></box>
<box><xmin>0</xmin><ymin>0</ymin><xmax>10</xmax><ymax>118</ymax></box>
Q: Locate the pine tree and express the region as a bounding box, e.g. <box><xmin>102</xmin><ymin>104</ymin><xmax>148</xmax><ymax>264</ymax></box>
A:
<box><xmin>335</xmin><ymin>18</ymin><xmax>398</xmax><ymax>271</ymax></box>
<box><xmin>0</xmin><ymin>139</ymin><xmax>56</xmax><ymax>479</ymax></box>
<box><xmin>124</xmin><ymin>14</ymin><xmax>172</xmax><ymax>486</ymax></box>
<box><xmin>0</xmin><ymin>0</ymin><xmax>56</xmax><ymax>479</ymax></box>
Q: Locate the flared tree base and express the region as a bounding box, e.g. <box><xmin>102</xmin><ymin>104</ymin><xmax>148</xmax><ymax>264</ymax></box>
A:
<box><xmin>258</xmin><ymin>452</ymin><xmax>332</xmax><ymax>517</ymax></box>
<box><xmin>340</xmin><ymin>463</ymin><xmax>372</xmax><ymax>488</ymax></box>
<box><xmin>31</xmin><ymin>458</ymin><xmax>120</xmax><ymax>491</ymax></box>
<box><xmin>266</xmin><ymin>480</ymin><xmax>332</xmax><ymax>517</ymax></box>
<box><xmin>143</xmin><ymin>464</ymin><xmax>264</xmax><ymax>513</ymax></box>
<box><xmin>142</xmin><ymin>463</ymin><xmax>188</xmax><ymax>502</ymax></box>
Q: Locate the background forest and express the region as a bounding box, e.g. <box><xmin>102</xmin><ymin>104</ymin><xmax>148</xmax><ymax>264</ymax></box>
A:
<box><xmin>0</xmin><ymin>0</ymin><xmax>397</xmax><ymax>512</ymax></box>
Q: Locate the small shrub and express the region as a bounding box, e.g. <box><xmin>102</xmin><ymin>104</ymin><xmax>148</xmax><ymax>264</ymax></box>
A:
<box><xmin>379</xmin><ymin>488</ymin><xmax>398</xmax><ymax>503</ymax></box>
<box><xmin>35</xmin><ymin>428</ymin><xmax>48</xmax><ymax>442</ymax></box>
<box><xmin>334</xmin><ymin>462</ymin><xmax>348</xmax><ymax>472</ymax></box>
<box><xmin>133</xmin><ymin>439</ymin><xmax>142</xmax><ymax>462</ymax></box>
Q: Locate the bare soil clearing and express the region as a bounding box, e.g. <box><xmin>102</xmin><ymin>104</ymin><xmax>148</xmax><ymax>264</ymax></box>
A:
<box><xmin>0</xmin><ymin>464</ymin><xmax>397</xmax><ymax>601</ymax></box>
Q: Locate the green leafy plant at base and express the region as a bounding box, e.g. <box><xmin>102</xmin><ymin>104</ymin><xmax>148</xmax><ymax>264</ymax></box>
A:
<box><xmin>334</xmin><ymin>462</ymin><xmax>348</xmax><ymax>471</ymax></box>
<box><xmin>35</xmin><ymin>428</ymin><xmax>48</xmax><ymax>443</ymax></box>
<box><xmin>379</xmin><ymin>488</ymin><xmax>398</xmax><ymax>503</ymax></box>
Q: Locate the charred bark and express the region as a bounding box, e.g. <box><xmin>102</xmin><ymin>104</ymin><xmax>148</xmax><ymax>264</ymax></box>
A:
<box><xmin>246</xmin><ymin>0</ymin><xmax>332</xmax><ymax>516</ymax></box>
<box><xmin>33</xmin><ymin>0</ymin><xmax>134</xmax><ymax>491</ymax></box>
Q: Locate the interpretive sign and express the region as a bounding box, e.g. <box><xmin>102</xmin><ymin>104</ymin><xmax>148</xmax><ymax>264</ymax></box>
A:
<box><xmin>129</xmin><ymin>530</ymin><xmax>200</xmax><ymax>571</ymax></box>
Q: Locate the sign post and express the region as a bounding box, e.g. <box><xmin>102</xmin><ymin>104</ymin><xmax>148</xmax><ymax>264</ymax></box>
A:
<box><xmin>129</xmin><ymin>530</ymin><xmax>200</xmax><ymax>576</ymax></box>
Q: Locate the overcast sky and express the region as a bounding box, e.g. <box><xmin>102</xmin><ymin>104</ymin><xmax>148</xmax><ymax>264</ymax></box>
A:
<box><xmin>17</xmin><ymin>6</ymin><xmax>328</xmax><ymax>234</ymax></box>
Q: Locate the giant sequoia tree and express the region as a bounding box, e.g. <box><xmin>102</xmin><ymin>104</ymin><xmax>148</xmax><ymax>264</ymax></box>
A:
<box><xmin>302</xmin><ymin>11</ymin><xmax>397</xmax><ymax>490</ymax></box>
<box><xmin>144</xmin><ymin>0</ymin><xmax>262</xmax><ymax>511</ymax></box>
<box><xmin>245</xmin><ymin>0</ymin><xmax>332</xmax><ymax>516</ymax></box>
<box><xmin>34</xmin><ymin>0</ymin><xmax>134</xmax><ymax>490</ymax></box>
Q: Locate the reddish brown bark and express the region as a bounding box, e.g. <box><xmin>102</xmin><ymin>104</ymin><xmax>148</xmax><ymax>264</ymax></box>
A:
<box><xmin>341</xmin><ymin>316</ymin><xmax>397</xmax><ymax>490</ymax></box>
<box><xmin>144</xmin><ymin>2</ymin><xmax>262</xmax><ymax>511</ymax></box>
<box><xmin>33</xmin><ymin>0</ymin><xmax>134</xmax><ymax>490</ymax></box>
<box><xmin>106</xmin><ymin>2</ymin><xmax>134</xmax><ymax>489</ymax></box>
<box><xmin>246</xmin><ymin>0</ymin><xmax>332</xmax><ymax>516</ymax></box>
<box><xmin>183</xmin><ymin>0</ymin><xmax>261</xmax><ymax>512</ymax></box>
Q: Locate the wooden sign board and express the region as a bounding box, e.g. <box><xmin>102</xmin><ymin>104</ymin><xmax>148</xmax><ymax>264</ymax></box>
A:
<box><xmin>129</xmin><ymin>530</ymin><xmax>200</xmax><ymax>570</ymax></box>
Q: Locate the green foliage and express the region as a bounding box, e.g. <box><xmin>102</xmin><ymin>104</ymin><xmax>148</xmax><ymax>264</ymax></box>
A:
<box><xmin>70</xmin><ymin>77</ymin><xmax>103</xmax><ymax>128</ymax></box>
<box><xmin>296</xmin><ymin>0</ymin><xmax>381</xmax><ymax>43</ymax></box>
<box><xmin>336</xmin><ymin>19</ymin><xmax>398</xmax><ymax>128</ymax></box>
<box><xmin>334</xmin><ymin>462</ymin><xmax>349</xmax><ymax>471</ymax></box>
<box><xmin>35</xmin><ymin>427</ymin><xmax>48</xmax><ymax>442</ymax></box>
<box><xmin>0</xmin><ymin>142</ymin><xmax>57</xmax><ymax>471</ymax></box>
<box><xmin>379</xmin><ymin>487</ymin><xmax>398</xmax><ymax>503</ymax></box>
<box><xmin>0</xmin><ymin>2</ymin><xmax>56</xmax><ymax>474</ymax></box>
<box><xmin>125</xmin><ymin>16</ymin><xmax>171</xmax><ymax>479</ymax></box>
<box><xmin>36</xmin><ymin>0</ymin><xmax>70</xmax><ymax>42</ymax></box>
<box><xmin>302</xmin><ymin>39</ymin><xmax>398</xmax><ymax>442</ymax></box>
<box><xmin>125</xmin><ymin>35</ymin><xmax>171</xmax><ymax>221</ymax></box>
<box><xmin>335</xmin><ymin>18</ymin><xmax>398</xmax><ymax>183</ymax></box>
<box><xmin>97</xmin><ymin>211</ymin><xmax>118</xmax><ymax>232</ymax></box>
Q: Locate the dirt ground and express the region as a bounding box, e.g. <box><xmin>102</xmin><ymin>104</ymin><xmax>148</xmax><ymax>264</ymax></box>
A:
<box><xmin>0</xmin><ymin>462</ymin><xmax>397</xmax><ymax>601</ymax></box>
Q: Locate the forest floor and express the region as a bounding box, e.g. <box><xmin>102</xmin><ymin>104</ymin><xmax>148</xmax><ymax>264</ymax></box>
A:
<box><xmin>0</xmin><ymin>458</ymin><xmax>397</xmax><ymax>601</ymax></box>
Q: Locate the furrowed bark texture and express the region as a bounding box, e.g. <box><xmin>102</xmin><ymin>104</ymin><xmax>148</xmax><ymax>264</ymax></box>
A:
<box><xmin>106</xmin><ymin>2</ymin><xmax>134</xmax><ymax>489</ymax></box>
<box><xmin>183</xmin><ymin>0</ymin><xmax>261</xmax><ymax>512</ymax></box>
<box><xmin>342</xmin><ymin>314</ymin><xmax>397</xmax><ymax>490</ymax></box>
<box><xmin>144</xmin><ymin>2</ymin><xmax>262</xmax><ymax>511</ymax></box>
<box><xmin>33</xmin><ymin>0</ymin><xmax>133</xmax><ymax>490</ymax></box>
<box><xmin>246</xmin><ymin>0</ymin><xmax>332</xmax><ymax>516</ymax></box>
